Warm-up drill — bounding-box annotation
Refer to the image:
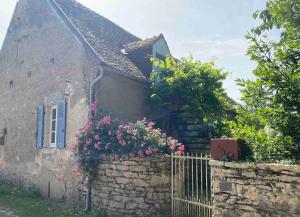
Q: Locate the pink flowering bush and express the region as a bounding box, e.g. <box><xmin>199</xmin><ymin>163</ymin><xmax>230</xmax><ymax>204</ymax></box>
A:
<box><xmin>71</xmin><ymin>113</ymin><xmax>184</xmax><ymax>179</ymax></box>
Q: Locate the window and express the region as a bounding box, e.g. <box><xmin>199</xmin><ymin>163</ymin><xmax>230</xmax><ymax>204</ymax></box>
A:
<box><xmin>155</xmin><ymin>52</ymin><xmax>165</xmax><ymax>61</ymax></box>
<box><xmin>49</xmin><ymin>106</ymin><xmax>57</xmax><ymax>147</ymax></box>
<box><xmin>0</xmin><ymin>128</ymin><xmax>7</xmax><ymax>146</ymax></box>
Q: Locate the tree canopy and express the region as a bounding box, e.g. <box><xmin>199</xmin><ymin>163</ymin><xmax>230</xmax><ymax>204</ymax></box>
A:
<box><xmin>230</xmin><ymin>0</ymin><xmax>300</xmax><ymax>161</ymax></box>
<box><xmin>149</xmin><ymin>56</ymin><xmax>231</xmax><ymax>137</ymax></box>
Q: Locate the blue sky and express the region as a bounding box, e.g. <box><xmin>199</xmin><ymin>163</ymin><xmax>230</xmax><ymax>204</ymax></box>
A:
<box><xmin>0</xmin><ymin>0</ymin><xmax>268</xmax><ymax>102</ymax></box>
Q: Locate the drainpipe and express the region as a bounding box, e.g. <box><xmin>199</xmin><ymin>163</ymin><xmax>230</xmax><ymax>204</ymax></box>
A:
<box><xmin>85</xmin><ymin>68</ymin><xmax>104</xmax><ymax>212</ymax></box>
<box><xmin>89</xmin><ymin>68</ymin><xmax>104</xmax><ymax>117</ymax></box>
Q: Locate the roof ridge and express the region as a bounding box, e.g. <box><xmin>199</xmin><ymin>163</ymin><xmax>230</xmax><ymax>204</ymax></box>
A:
<box><xmin>55</xmin><ymin>0</ymin><xmax>141</xmax><ymax>46</ymax></box>
<box><xmin>123</xmin><ymin>34</ymin><xmax>164</xmax><ymax>53</ymax></box>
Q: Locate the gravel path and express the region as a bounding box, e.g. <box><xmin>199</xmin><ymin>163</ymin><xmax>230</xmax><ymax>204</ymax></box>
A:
<box><xmin>0</xmin><ymin>207</ymin><xmax>18</xmax><ymax>217</ymax></box>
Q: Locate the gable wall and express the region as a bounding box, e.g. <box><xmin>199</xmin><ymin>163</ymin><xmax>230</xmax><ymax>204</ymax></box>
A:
<box><xmin>152</xmin><ymin>37</ymin><xmax>170</xmax><ymax>59</ymax></box>
<box><xmin>0</xmin><ymin>0</ymin><xmax>101</xmax><ymax>202</ymax></box>
<box><xmin>95</xmin><ymin>68</ymin><xmax>148</xmax><ymax>122</ymax></box>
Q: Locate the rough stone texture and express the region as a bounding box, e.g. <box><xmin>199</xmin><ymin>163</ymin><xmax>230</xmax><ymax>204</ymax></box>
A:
<box><xmin>0</xmin><ymin>0</ymin><xmax>147</xmax><ymax>204</ymax></box>
<box><xmin>210</xmin><ymin>160</ymin><xmax>300</xmax><ymax>217</ymax></box>
<box><xmin>171</xmin><ymin>105</ymin><xmax>210</xmax><ymax>153</ymax></box>
<box><xmin>0</xmin><ymin>0</ymin><xmax>94</xmax><ymax>202</ymax></box>
<box><xmin>92</xmin><ymin>156</ymin><xmax>171</xmax><ymax>217</ymax></box>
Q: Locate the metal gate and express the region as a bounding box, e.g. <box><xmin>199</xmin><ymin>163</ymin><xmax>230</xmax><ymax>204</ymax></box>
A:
<box><xmin>171</xmin><ymin>153</ymin><xmax>212</xmax><ymax>217</ymax></box>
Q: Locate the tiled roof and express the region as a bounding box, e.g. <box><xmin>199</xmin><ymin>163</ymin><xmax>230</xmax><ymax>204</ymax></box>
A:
<box><xmin>52</xmin><ymin>0</ymin><xmax>147</xmax><ymax>79</ymax></box>
<box><xmin>123</xmin><ymin>34</ymin><xmax>162</xmax><ymax>53</ymax></box>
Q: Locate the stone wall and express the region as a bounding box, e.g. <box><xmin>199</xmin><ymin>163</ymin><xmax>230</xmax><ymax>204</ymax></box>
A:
<box><xmin>210</xmin><ymin>160</ymin><xmax>300</xmax><ymax>217</ymax></box>
<box><xmin>93</xmin><ymin>156</ymin><xmax>171</xmax><ymax>217</ymax></box>
<box><xmin>0</xmin><ymin>0</ymin><xmax>102</xmax><ymax>201</ymax></box>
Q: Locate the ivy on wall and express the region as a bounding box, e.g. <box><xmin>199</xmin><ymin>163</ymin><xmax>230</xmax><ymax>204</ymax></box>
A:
<box><xmin>149</xmin><ymin>56</ymin><xmax>232</xmax><ymax>138</ymax></box>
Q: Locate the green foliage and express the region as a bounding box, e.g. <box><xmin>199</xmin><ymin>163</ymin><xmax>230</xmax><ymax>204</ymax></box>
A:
<box><xmin>230</xmin><ymin>0</ymin><xmax>300</xmax><ymax>162</ymax></box>
<box><xmin>149</xmin><ymin>56</ymin><xmax>231</xmax><ymax>137</ymax></box>
<box><xmin>0</xmin><ymin>183</ymin><xmax>97</xmax><ymax>217</ymax></box>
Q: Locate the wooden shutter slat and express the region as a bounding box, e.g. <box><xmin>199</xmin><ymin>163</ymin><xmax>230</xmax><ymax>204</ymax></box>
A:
<box><xmin>36</xmin><ymin>105</ymin><xmax>44</xmax><ymax>149</ymax></box>
<box><xmin>56</xmin><ymin>99</ymin><xmax>67</xmax><ymax>149</ymax></box>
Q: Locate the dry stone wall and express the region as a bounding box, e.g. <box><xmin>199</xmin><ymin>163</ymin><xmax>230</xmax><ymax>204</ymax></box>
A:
<box><xmin>93</xmin><ymin>156</ymin><xmax>171</xmax><ymax>217</ymax></box>
<box><xmin>210</xmin><ymin>160</ymin><xmax>300</xmax><ymax>217</ymax></box>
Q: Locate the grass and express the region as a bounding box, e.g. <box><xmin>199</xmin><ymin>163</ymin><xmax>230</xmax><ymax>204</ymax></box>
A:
<box><xmin>0</xmin><ymin>183</ymin><xmax>98</xmax><ymax>217</ymax></box>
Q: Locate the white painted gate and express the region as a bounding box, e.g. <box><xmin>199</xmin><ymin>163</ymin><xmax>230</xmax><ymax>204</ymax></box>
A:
<box><xmin>171</xmin><ymin>153</ymin><xmax>212</xmax><ymax>217</ymax></box>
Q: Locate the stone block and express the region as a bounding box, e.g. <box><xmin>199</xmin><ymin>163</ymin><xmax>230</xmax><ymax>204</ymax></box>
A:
<box><xmin>116</xmin><ymin>177</ymin><xmax>130</xmax><ymax>184</ymax></box>
<box><xmin>132</xmin><ymin>178</ymin><xmax>148</xmax><ymax>187</ymax></box>
<box><xmin>116</xmin><ymin>165</ymin><xmax>130</xmax><ymax>171</ymax></box>
<box><xmin>126</xmin><ymin>202</ymin><xmax>138</xmax><ymax>209</ymax></box>
<box><xmin>109</xmin><ymin>201</ymin><xmax>125</xmax><ymax>209</ymax></box>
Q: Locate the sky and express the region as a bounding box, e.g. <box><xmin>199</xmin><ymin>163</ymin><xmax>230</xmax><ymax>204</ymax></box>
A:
<box><xmin>0</xmin><ymin>0</ymin><xmax>269</xmax><ymax>102</ymax></box>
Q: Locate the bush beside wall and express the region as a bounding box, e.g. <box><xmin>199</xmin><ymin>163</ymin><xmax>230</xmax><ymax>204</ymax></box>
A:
<box><xmin>210</xmin><ymin>160</ymin><xmax>300</xmax><ymax>217</ymax></box>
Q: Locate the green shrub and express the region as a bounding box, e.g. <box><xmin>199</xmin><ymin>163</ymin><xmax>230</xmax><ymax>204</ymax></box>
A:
<box><xmin>229</xmin><ymin>0</ymin><xmax>300</xmax><ymax>162</ymax></box>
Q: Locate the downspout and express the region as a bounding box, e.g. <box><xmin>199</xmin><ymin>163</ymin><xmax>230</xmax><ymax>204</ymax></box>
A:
<box><xmin>89</xmin><ymin>68</ymin><xmax>104</xmax><ymax>116</ymax></box>
<box><xmin>85</xmin><ymin>67</ymin><xmax>104</xmax><ymax>212</ymax></box>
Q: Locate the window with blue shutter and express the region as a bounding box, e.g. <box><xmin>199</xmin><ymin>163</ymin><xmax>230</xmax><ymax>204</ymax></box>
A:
<box><xmin>36</xmin><ymin>105</ymin><xmax>44</xmax><ymax>149</ymax></box>
<box><xmin>49</xmin><ymin>106</ymin><xmax>58</xmax><ymax>148</ymax></box>
<box><xmin>56</xmin><ymin>99</ymin><xmax>67</xmax><ymax>149</ymax></box>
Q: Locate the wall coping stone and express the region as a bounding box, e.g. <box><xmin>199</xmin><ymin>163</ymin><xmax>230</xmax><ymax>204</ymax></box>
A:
<box><xmin>210</xmin><ymin>159</ymin><xmax>300</xmax><ymax>173</ymax></box>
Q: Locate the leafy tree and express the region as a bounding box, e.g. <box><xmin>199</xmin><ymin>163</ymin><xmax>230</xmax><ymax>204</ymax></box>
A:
<box><xmin>149</xmin><ymin>56</ymin><xmax>231</xmax><ymax>137</ymax></box>
<box><xmin>230</xmin><ymin>0</ymin><xmax>300</xmax><ymax>161</ymax></box>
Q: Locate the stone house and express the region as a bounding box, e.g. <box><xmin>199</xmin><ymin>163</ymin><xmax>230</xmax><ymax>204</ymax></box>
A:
<box><xmin>0</xmin><ymin>0</ymin><xmax>171</xmax><ymax>201</ymax></box>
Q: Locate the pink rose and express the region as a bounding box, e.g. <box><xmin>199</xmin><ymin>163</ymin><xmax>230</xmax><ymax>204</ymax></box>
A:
<box><xmin>94</xmin><ymin>134</ymin><xmax>100</xmax><ymax>140</ymax></box>
<box><xmin>94</xmin><ymin>143</ymin><xmax>100</xmax><ymax>150</ymax></box>
<box><xmin>108</xmin><ymin>130</ymin><xmax>112</xmax><ymax>135</ymax></box>
<box><xmin>120</xmin><ymin>140</ymin><xmax>126</xmax><ymax>146</ymax></box>
<box><xmin>152</xmin><ymin>129</ymin><xmax>161</xmax><ymax>135</ymax></box>
<box><xmin>154</xmin><ymin>148</ymin><xmax>158</xmax><ymax>156</ymax></box>
<box><xmin>138</xmin><ymin>150</ymin><xmax>144</xmax><ymax>158</ymax></box>
<box><xmin>105</xmin><ymin>144</ymin><xmax>111</xmax><ymax>150</ymax></box>
<box><xmin>170</xmin><ymin>144</ymin><xmax>176</xmax><ymax>151</ymax></box>
<box><xmin>145</xmin><ymin>148</ymin><xmax>151</xmax><ymax>156</ymax></box>
<box><xmin>129</xmin><ymin>152</ymin><xmax>135</xmax><ymax>158</ymax></box>
<box><xmin>179</xmin><ymin>145</ymin><xmax>185</xmax><ymax>153</ymax></box>
<box><xmin>102</xmin><ymin>116</ymin><xmax>111</xmax><ymax>125</ymax></box>
<box><xmin>147</xmin><ymin>121</ymin><xmax>155</xmax><ymax>127</ymax></box>
<box><xmin>117</xmin><ymin>135</ymin><xmax>122</xmax><ymax>141</ymax></box>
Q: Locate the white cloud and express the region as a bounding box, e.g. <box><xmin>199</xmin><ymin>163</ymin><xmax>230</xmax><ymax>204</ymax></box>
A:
<box><xmin>175</xmin><ymin>38</ymin><xmax>248</xmax><ymax>61</ymax></box>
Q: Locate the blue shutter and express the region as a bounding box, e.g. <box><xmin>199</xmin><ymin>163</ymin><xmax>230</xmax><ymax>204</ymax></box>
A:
<box><xmin>36</xmin><ymin>105</ymin><xmax>44</xmax><ymax>149</ymax></box>
<box><xmin>56</xmin><ymin>98</ymin><xmax>67</xmax><ymax>149</ymax></box>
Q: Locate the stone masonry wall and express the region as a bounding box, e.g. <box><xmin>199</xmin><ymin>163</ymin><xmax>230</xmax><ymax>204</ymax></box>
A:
<box><xmin>210</xmin><ymin>160</ymin><xmax>300</xmax><ymax>217</ymax></box>
<box><xmin>93</xmin><ymin>156</ymin><xmax>171</xmax><ymax>217</ymax></box>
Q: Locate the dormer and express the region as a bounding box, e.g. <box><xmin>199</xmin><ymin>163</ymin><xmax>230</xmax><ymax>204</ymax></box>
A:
<box><xmin>123</xmin><ymin>34</ymin><xmax>170</xmax><ymax>78</ymax></box>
